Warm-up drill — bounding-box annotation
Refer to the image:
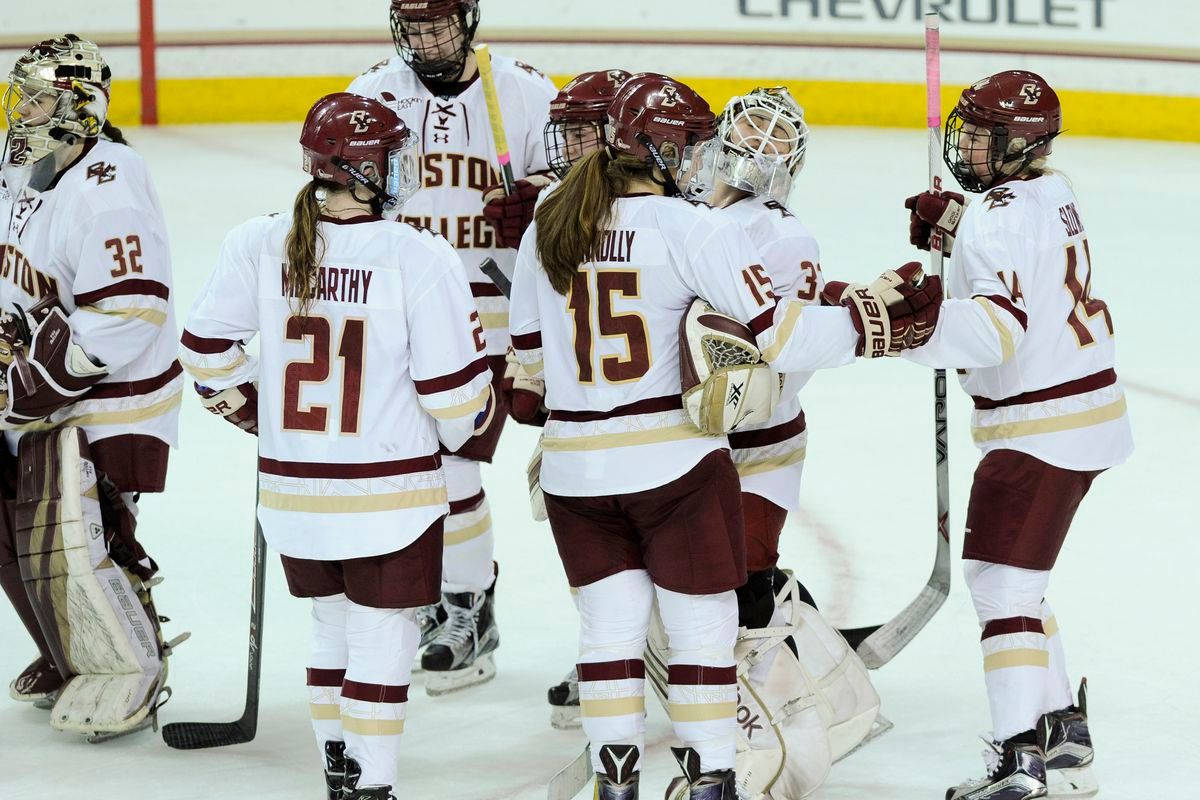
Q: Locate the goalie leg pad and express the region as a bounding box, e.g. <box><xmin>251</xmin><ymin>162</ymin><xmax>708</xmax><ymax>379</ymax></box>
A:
<box><xmin>14</xmin><ymin>428</ymin><xmax>165</xmax><ymax>736</ymax></box>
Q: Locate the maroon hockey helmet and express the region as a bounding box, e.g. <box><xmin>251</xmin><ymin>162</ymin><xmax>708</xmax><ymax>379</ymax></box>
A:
<box><xmin>944</xmin><ymin>70</ymin><xmax>1063</xmax><ymax>193</ymax></box>
<box><xmin>389</xmin><ymin>0</ymin><xmax>480</xmax><ymax>83</ymax></box>
<box><xmin>299</xmin><ymin>92</ymin><xmax>421</xmax><ymax>210</ymax></box>
<box><xmin>605</xmin><ymin>73</ymin><xmax>717</xmax><ymax>195</ymax></box>
<box><xmin>544</xmin><ymin>69</ymin><xmax>631</xmax><ymax>178</ymax></box>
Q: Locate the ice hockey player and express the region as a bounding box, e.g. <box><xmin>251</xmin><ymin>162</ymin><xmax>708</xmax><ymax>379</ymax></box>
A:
<box><xmin>646</xmin><ymin>86</ymin><xmax>885</xmax><ymax>800</ymax></box>
<box><xmin>180</xmin><ymin>92</ymin><xmax>496</xmax><ymax>800</ymax></box>
<box><xmin>0</xmin><ymin>33</ymin><xmax>184</xmax><ymax>742</ymax></box>
<box><xmin>902</xmin><ymin>70</ymin><xmax>1132</xmax><ymax>800</ymax></box>
<box><xmin>347</xmin><ymin>0</ymin><xmax>557</xmax><ymax>694</ymax></box>
<box><xmin>508</xmin><ymin>72</ymin><xmax>942</xmax><ymax>799</ymax></box>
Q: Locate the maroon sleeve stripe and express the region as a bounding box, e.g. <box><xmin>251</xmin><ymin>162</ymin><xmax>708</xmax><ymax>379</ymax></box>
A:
<box><xmin>981</xmin><ymin>616</ymin><xmax>1045</xmax><ymax>641</ymax></box>
<box><xmin>511</xmin><ymin>330</ymin><xmax>542</xmax><ymax>351</ymax></box>
<box><xmin>413</xmin><ymin>355</ymin><xmax>490</xmax><ymax>395</ymax></box>
<box><xmin>306</xmin><ymin>668</ymin><xmax>347</xmax><ymax>687</ymax></box>
<box><xmin>259</xmin><ymin>454</ymin><xmax>441</xmax><ymax>479</ymax></box>
<box><xmin>748</xmin><ymin>306</ymin><xmax>776</xmax><ymax>337</ymax></box>
<box><xmin>470</xmin><ymin>281</ymin><xmax>506</xmax><ymax>298</ymax></box>
<box><xmin>577</xmin><ymin>659</ymin><xmax>645</xmax><ymax>682</ymax></box>
<box><xmin>977</xmin><ymin>293</ymin><xmax>1028</xmax><ymax>330</ymax></box>
<box><xmin>86</xmin><ymin>360</ymin><xmax>182</xmax><ymax>400</ymax></box>
<box><xmin>341</xmin><ymin>679</ymin><xmax>409</xmax><ymax>704</ymax></box>
<box><xmin>181</xmin><ymin>329</ymin><xmax>239</xmax><ymax>354</ymax></box>
<box><xmin>74</xmin><ymin>279</ymin><xmax>170</xmax><ymax>305</ymax></box>
<box><xmin>728</xmin><ymin>411</ymin><xmax>806</xmax><ymax>450</ymax></box>
<box><xmin>667</xmin><ymin>664</ymin><xmax>737</xmax><ymax>686</ymax></box>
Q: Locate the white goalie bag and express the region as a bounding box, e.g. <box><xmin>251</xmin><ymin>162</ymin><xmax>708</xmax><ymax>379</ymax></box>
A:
<box><xmin>647</xmin><ymin>572</ymin><xmax>883</xmax><ymax>800</ymax></box>
<box><xmin>679</xmin><ymin>298</ymin><xmax>781</xmax><ymax>435</ymax></box>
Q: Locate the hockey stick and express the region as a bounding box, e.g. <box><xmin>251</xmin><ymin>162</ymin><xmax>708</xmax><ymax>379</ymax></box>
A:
<box><xmin>837</xmin><ymin>12</ymin><xmax>951</xmax><ymax>669</ymax></box>
<box><xmin>162</xmin><ymin>512</ymin><xmax>267</xmax><ymax>749</ymax></box>
<box><xmin>473</xmin><ymin>43</ymin><xmax>515</xmax><ymax>195</ymax></box>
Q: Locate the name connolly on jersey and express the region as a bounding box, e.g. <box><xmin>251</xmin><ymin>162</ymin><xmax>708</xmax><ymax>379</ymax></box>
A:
<box><xmin>0</xmin><ymin>244</ymin><xmax>60</xmax><ymax>301</ymax></box>
<box><xmin>281</xmin><ymin>263</ymin><xmax>374</xmax><ymax>305</ymax></box>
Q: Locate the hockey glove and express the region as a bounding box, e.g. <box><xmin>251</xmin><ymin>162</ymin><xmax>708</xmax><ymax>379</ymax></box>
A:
<box><xmin>905</xmin><ymin>190</ymin><xmax>966</xmax><ymax>256</ymax></box>
<box><xmin>501</xmin><ymin>347</ymin><xmax>548</xmax><ymax>426</ymax></box>
<box><xmin>196</xmin><ymin>381</ymin><xmax>259</xmax><ymax>435</ymax></box>
<box><xmin>482</xmin><ymin>178</ymin><xmax>546</xmax><ymax>249</ymax></box>
<box><xmin>822</xmin><ymin>262</ymin><xmax>943</xmax><ymax>358</ymax></box>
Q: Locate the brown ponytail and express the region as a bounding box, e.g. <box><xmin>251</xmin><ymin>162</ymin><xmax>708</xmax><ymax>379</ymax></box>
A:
<box><xmin>534</xmin><ymin>148</ymin><xmax>653</xmax><ymax>295</ymax></box>
<box><xmin>283</xmin><ymin>180</ymin><xmax>329</xmax><ymax>317</ymax></box>
<box><xmin>101</xmin><ymin>120</ymin><xmax>129</xmax><ymax>146</ymax></box>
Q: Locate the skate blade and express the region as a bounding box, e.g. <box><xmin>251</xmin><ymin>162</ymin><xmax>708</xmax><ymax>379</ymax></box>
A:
<box><xmin>9</xmin><ymin>686</ymin><xmax>56</xmax><ymax>704</ymax></box>
<box><xmin>1048</xmin><ymin>765</ymin><xmax>1098</xmax><ymax>798</ymax></box>
<box><xmin>549</xmin><ymin>704</ymin><xmax>581</xmax><ymax>730</ymax></box>
<box><xmin>425</xmin><ymin>654</ymin><xmax>496</xmax><ymax>697</ymax></box>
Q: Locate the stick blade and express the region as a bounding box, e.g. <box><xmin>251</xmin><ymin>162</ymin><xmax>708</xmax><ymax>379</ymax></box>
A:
<box><xmin>547</xmin><ymin>744</ymin><xmax>591</xmax><ymax>800</ymax></box>
<box><xmin>161</xmin><ymin>720</ymin><xmax>256</xmax><ymax>750</ymax></box>
<box><xmin>854</xmin><ymin>582</ymin><xmax>949</xmax><ymax>669</ymax></box>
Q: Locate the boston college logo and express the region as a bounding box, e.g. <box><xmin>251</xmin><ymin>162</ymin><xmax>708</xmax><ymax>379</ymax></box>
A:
<box><xmin>1020</xmin><ymin>83</ymin><xmax>1042</xmax><ymax>105</ymax></box>
<box><xmin>86</xmin><ymin>161</ymin><xmax>117</xmax><ymax>184</ymax></box>
<box><xmin>660</xmin><ymin>84</ymin><xmax>679</xmax><ymax>108</ymax></box>
<box><xmin>349</xmin><ymin>110</ymin><xmax>374</xmax><ymax>134</ymax></box>
<box><xmin>985</xmin><ymin>187</ymin><xmax>1017</xmax><ymax>210</ymax></box>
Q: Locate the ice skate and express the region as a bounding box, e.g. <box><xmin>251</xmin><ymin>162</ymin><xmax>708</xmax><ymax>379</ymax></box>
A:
<box><xmin>594</xmin><ymin>744</ymin><xmax>639</xmax><ymax>799</ymax></box>
<box><xmin>343</xmin><ymin>755</ymin><xmax>396</xmax><ymax>800</ymax></box>
<box><xmin>323</xmin><ymin>740</ymin><xmax>346</xmax><ymax>800</ymax></box>
<box><xmin>548</xmin><ymin>667</ymin><xmax>581</xmax><ymax>729</ymax></box>
<box><xmin>666</xmin><ymin>747</ymin><xmax>742</xmax><ymax>800</ymax></box>
<box><xmin>946</xmin><ymin>727</ymin><xmax>1048</xmax><ymax>800</ymax></box>
<box><xmin>420</xmin><ymin>585</ymin><xmax>498</xmax><ymax>696</ymax></box>
<box><xmin>1041</xmin><ymin>679</ymin><xmax>1097</xmax><ymax>798</ymax></box>
<box><xmin>9</xmin><ymin>655</ymin><xmax>64</xmax><ymax>707</ymax></box>
<box><xmin>411</xmin><ymin>598</ymin><xmax>449</xmax><ymax>674</ymax></box>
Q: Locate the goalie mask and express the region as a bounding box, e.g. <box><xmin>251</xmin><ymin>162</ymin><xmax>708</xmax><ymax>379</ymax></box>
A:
<box><xmin>390</xmin><ymin>0</ymin><xmax>480</xmax><ymax>83</ymax></box>
<box><xmin>605</xmin><ymin>73</ymin><xmax>717</xmax><ymax>197</ymax></box>
<box><xmin>3</xmin><ymin>34</ymin><xmax>111</xmax><ymax>186</ymax></box>
<box><xmin>711</xmin><ymin>86</ymin><xmax>809</xmax><ymax>203</ymax></box>
<box><xmin>300</xmin><ymin>93</ymin><xmax>421</xmax><ymax>212</ymax></box>
<box><xmin>944</xmin><ymin>70</ymin><xmax>1062</xmax><ymax>193</ymax></box>
<box><xmin>543</xmin><ymin>69</ymin><xmax>631</xmax><ymax>179</ymax></box>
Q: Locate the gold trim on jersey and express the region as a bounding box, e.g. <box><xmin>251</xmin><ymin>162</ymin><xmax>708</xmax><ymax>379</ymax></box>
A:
<box><xmin>540</xmin><ymin>424</ymin><xmax>710</xmax><ymax>452</ymax></box>
<box><xmin>16</xmin><ymin>391</ymin><xmax>183</xmax><ymax>431</ymax></box>
<box><xmin>759</xmin><ymin>302</ymin><xmax>803</xmax><ymax>363</ymax></box>
<box><xmin>308</xmin><ymin>702</ymin><xmax>341</xmax><ymax>721</ymax></box>
<box><xmin>479</xmin><ymin>312</ymin><xmax>509</xmax><ymax>330</ymax></box>
<box><xmin>259</xmin><ymin>486</ymin><xmax>448</xmax><ymax>514</ymax></box>
<box><xmin>983</xmin><ymin>648</ymin><xmax>1050</xmax><ymax>672</ymax></box>
<box><xmin>580</xmin><ymin>696</ymin><xmax>646</xmax><ymax>718</ymax></box>
<box><xmin>1043</xmin><ymin>616</ymin><xmax>1059</xmax><ymax>638</ymax></box>
<box><xmin>520</xmin><ymin>359</ymin><xmax>544</xmax><ymax>377</ymax></box>
<box><xmin>79</xmin><ymin>305</ymin><xmax>168</xmax><ymax>327</ymax></box>
<box><xmin>974</xmin><ymin>297</ymin><xmax>1015</xmax><ymax>363</ymax></box>
<box><xmin>444</xmin><ymin>512</ymin><xmax>492</xmax><ymax>546</ymax></box>
<box><xmin>669</xmin><ymin>701</ymin><xmax>738</xmax><ymax>722</ymax></box>
<box><xmin>340</xmin><ymin>716</ymin><xmax>406</xmax><ymax>736</ymax></box>
<box><xmin>182</xmin><ymin>352</ymin><xmax>248</xmax><ymax>382</ymax></box>
<box><xmin>735</xmin><ymin>447</ymin><xmax>807</xmax><ymax>477</ymax></box>
<box><xmin>425</xmin><ymin>386</ymin><xmax>490</xmax><ymax>420</ymax></box>
<box><xmin>972</xmin><ymin>396</ymin><xmax>1127</xmax><ymax>443</ymax></box>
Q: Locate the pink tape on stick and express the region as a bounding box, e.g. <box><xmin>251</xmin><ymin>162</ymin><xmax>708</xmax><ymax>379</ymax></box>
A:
<box><xmin>925</xmin><ymin>15</ymin><xmax>941</xmax><ymax>128</ymax></box>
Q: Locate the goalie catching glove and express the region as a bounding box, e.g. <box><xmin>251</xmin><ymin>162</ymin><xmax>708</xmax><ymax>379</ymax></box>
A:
<box><xmin>821</xmin><ymin>262</ymin><xmax>943</xmax><ymax>358</ymax></box>
<box><xmin>679</xmin><ymin>299</ymin><xmax>780</xmax><ymax>435</ymax></box>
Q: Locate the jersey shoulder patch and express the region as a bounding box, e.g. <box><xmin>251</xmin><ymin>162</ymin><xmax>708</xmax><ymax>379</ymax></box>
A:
<box><xmin>981</xmin><ymin>185</ymin><xmax>1021</xmax><ymax>212</ymax></box>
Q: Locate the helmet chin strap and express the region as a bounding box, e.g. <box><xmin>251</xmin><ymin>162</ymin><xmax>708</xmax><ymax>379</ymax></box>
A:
<box><xmin>333</xmin><ymin>157</ymin><xmax>397</xmax><ymax>211</ymax></box>
<box><xmin>636</xmin><ymin>133</ymin><xmax>684</xmax><ymax>198</ymax></box>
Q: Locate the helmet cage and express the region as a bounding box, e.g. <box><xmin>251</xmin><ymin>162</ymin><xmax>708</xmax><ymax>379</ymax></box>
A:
<box><xmin>390</xmin><ymin>1</ymin><xmax>480</xmax><ymax>83</ymax></box>
<box><xmin>543</xmin><ymin>118</ymin><xmax>605</xmax><ymax>179</ymax></box>
<box><xmin>943</xmin><ymin>108</ymin><xmax>1057</xmax><ymax>193</ymax></box>
<box><xmin>714</xmin><ymin>87</ymin><xmax>808</xmax><ymax>203</ymax></box>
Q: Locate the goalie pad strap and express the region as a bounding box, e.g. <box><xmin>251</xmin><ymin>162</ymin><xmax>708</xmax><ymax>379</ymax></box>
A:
<box><xmin>14</xmin><ymin>428</ymin><xmax>163</xmax><ymax>735</ymax></box>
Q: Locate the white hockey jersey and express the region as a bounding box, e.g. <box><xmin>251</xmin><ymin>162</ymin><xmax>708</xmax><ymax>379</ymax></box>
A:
<box><xmin>719</xmin><ymin>195</ymin><xmax>826</xmax><ymax>511</ymax></box>
<box><xmin>348</xmin><ymin>54</ymin><xmax>557</xmax><ymax>357</ymax></box>
<box><xmin>0</xmin><ymin>138</ymin><xmax>181</xmax><ymax>492</ymax></box>
<box><xmin>509</xmin><ymin>194</ymin><xmax>858</xmax><ymax>497</ymax></box>
<box><xmin>903</xmin><ymin>173</ymin><xmax>1132</xmax><ymax>471</ymax></box>
<box><xmin>180</xmin><ymin>214</ymin><xmax>492</xmax><ymax>560</ymax></box>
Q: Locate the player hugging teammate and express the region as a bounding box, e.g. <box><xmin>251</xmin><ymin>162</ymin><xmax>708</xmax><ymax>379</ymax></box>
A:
<box><xmin>0</xmin><ymin>34</ymin><xmax>185</xmax><ymax>743</ymax></box>
<box><xmin>346</xmin><ymin>0</ymin><xmax>557</xmax><ymax>694</ymax></box>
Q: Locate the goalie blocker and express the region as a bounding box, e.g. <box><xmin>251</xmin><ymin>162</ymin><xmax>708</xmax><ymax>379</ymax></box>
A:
<box><xmin>13</xmin><ymin>428</ymin><xmax>178</xmax><ymax>740</ymax></box>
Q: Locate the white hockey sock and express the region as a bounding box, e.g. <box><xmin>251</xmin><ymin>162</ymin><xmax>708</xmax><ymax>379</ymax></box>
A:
<box><xmin>966</xmin><ymin>560</ymin><xmax>1051</xmax><ymax>742</ymax></box>
<box><xmin>575</xmin><ymin>570</ymin><xmax>653</xmax><ymax>775</ymax></box>
<box><xmin>657</xmin><ymin>587</ymin><xmax>739</xmax><ymax>773</ymax></box>
<box><xmin>1041</xmin><ymin>599</ymin><xmax>1074</xmax><ymax>714</ymax></box>
<box><xmin>341</xmin><ymin>602</ymin><xmax>419</xmax><ymax>789</ymax></box>
<box><xmin>442</xmin><ymin>456</ymin><xmax>496</xmax><ymax>593</ymax></box>
<box><xmin>308</xmin><ymin>595</ymin><xmax>349</xmax><ymax>756</ymax></box>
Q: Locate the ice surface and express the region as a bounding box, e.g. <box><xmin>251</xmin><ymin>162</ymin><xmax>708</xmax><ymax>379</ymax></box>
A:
<box><xmin>1</xmin><ymin>123</ymin><xmax>1196</xmax><ymax>799</ymax></box>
